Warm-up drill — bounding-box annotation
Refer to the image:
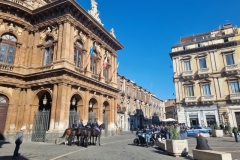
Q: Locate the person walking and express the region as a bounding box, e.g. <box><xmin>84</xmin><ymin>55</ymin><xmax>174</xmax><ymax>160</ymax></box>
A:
<box><xmin>232</xmin><ymin>126</ymin><xmax>239</xmax><ymax>142</ymax></box>
<box><xmin>13</xmin><ymin>126</ymin><xmax>26</xmax><ymax>159</ymax></box>
<box><xmin>144</xmin><ymin>125</ymin><xmax>151</xmax><ymax>147</ymax></box>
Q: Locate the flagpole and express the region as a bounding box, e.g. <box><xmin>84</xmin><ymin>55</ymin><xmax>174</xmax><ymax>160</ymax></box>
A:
<box><xmin>109</xmin><ymin>62</ymin><xmax>119</xmax><ymax>82</ymax></box>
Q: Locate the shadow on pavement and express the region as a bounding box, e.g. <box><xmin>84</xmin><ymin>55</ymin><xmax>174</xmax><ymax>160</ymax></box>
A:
<box><xmin>0</xmin><ymin>141</ymin><xmax>10</xmax><ymax>148</ymax></box>
<box><xmin>152</xmin><ymin>146</ymin><xmax>193</xmax><ymax>160</ymax></box>
<box><xmin>0</xmin><ymin>155</ymin><xmax>29</xmax><ymax>160</ymax></box>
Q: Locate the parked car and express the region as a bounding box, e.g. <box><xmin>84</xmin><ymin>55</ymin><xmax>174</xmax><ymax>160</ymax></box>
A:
<box><xmin>187</xmin><ymin>126</ymin><xmax>211</xmax><ymax>136</ymax></box>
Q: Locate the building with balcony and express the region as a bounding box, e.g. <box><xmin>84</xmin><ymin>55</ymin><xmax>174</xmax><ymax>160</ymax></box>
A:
<box><xmin>164</xmin><ymin>99</ymin><xmax>177</xmax><ymax>119</ymax></box>
<box><xmin>170</xmin><ymin>23</ymin><xmax>240</xmax><ymax>128</ymax></box>
<box><xmin>0</xmin><ymin>0</ymin><xmax>123</xmax><ymax>141</ymax></box>
<box><xmin>117</xmin><ymin>74</ymin><xmax>164</xmax><ymax>130</ymax></box>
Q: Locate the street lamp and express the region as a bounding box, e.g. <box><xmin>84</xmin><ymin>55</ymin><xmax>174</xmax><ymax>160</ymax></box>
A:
<box><xmin>103</xmin><ymin>104</ymin><xmax>106</xmax><ymax>113</ymax></box>
<box><xmin>89</xmin><ymin>101</ymin><xmax>93</xmax><ymax>112</ymax></box>
<box><xmin>43</xmin><ymin>95</ymin><xmax>47</xmax><ymax>106</ymax></box>
<box><xmin>71</xmin><ymin>97</ymin><xmax>76</xmax><ymax>106</ymax></box>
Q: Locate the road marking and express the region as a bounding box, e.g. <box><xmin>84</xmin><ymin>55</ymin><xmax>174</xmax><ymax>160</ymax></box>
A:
<box><xmin>50</xmin><ymin>138</ymin><xmax>132</xmax><ymax>160</ymax></box>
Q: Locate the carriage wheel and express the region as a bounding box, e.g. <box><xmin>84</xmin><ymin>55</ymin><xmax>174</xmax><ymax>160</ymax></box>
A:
<box><xmin>150</xmin><ymin>139</ymin><xmax>154</xmax><ymax>147</ymax></box>
<box><xmin>133</xmin><ymin>139</ymin><xmax>139</xmax><ymax>146</ymax></box>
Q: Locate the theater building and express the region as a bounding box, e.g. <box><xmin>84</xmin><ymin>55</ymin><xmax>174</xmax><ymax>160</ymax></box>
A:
<box><xmin>0</xmin><ymin>0</ymin><xmax>123</xmax><ymax>141</ymax></box>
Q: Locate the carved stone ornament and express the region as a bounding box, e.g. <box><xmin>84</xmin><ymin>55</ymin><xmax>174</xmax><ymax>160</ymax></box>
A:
<box><xmin>0</xmin><ymin>19</ymin><xmax>6</xmax><ymax>31</ymax></box>
<box><xmin>39</xmin><ymin>26</ymin><xmax>58</xmax><ymax>43</ymax></box>
<box><xmin>9</xmin><ymin>23</ymin><xmax>15</xmax><ymax>32</ymax></box>
<box><xmin>88</xmin><ymin>0</ymin><xmax>104</xmax><ymax>26</ymax></box>
<box><xmin>110</xmin><ymin>28</ymin><xmax>116</xmax><ymax>38</ymax></box>
<box><xmin>74</xmin><ymin>28</ymin><xmax>78</xmax><ymax>37</ymax></box>
<box><xmin>17</xmin><ymin>27</ymin><xmax>23</xmax><ymax>36</ymax></box>
<box><xmin>79</xmin><ymin>31</ymin><xmax>87</xmax><ymax>43</ymax></box>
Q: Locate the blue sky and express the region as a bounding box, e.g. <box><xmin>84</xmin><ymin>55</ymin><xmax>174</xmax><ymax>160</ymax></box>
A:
<box><xmin>77</xmin><ymin>0</ymin><xmax>240</xmax><ymax>100</ymax></box>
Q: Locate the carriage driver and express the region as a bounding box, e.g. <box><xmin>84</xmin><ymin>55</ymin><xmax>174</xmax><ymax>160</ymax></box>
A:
<box><xmin>92</xmin><ymin>118</ymin><xmax>100</xmax><ymax>133</ymax></box>
<box><xmin>78</xmin><ymin>119</ymin><xmax>84</xmax><ymax>129</ymax></box>
<box><xmin>86</xmin><ymin>118</ymin><xmax>92</xmax><ymax>129</ymax></box>
<box><xmin>72</xmin><ymin>119</ymin><xmax>78</xmax><ymax>129</ymax></box>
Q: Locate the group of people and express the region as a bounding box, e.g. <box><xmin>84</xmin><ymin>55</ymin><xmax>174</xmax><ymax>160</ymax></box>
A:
<box><xmin>135</xmin><ymin>123</ymin><xmax>188</xmax><ymax>140</ymax></box>
<box><xmin>72</xmin><ymin>118</ymin><xmax>100</xmax><ymax>133</ymax></box>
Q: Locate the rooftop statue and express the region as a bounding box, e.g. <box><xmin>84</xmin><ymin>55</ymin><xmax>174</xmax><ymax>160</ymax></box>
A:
<box><xmin>110</xmin><ymin>28</ymin><xmax>116</xmax><ymax>38</ymax></box>
<box><xmin>88</xmin><ymin>0</ymin><xmax>103</xmax><ymax>26</ymax></box>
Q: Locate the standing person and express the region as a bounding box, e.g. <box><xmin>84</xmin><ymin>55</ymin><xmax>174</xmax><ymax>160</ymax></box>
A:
<box><xmin>13</xmin><ymin>126</ymin><xmax>26</xmax><ymax>159</ymax></box>
<box><xmin>183</xmin><ymin>123</ymin><xmax>188</xmax><ymax>139</ymax></box>
<box><xmin>232</xmin><ymin>126</ymin><xmax>239</xmax><ymax>142</ymax></box>
<box><xmin>144</xmin><ymin>125</ymin><xmax>151</xmax><ymax>147</ymax></box>
<box><xmin>86</xmin><ymin>119</ymin><xmax>92</xmax><ymax>129</ymax></box>
<box><xmin>164</xmin><ymin>125</ymin><xmax>169</xmax><ymax>139</ymax></box>
<box><xmin>180</xmin><ymin>123</ymin><xmax>184</xmax><ymax>139</ymax></box>
<box><xmin>78</xmin><ymin>119</ymin><xmax>84</xmax><ymax>129</ymax></box>
<box><xmin>131</xmin><ymin>124</ymin><xmax>134</xmax><ymax>133</ymax></box>
<box><xmin>92</xmin><ymin>118</ymin><xmax>100</xmax><ymax>133</ymax></box>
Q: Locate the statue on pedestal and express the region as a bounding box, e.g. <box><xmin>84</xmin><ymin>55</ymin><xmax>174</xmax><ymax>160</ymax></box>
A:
<box><xmin>88</xmin><ymin>0</ymin><xmax>104</xmax><ymax>26</ymax></box>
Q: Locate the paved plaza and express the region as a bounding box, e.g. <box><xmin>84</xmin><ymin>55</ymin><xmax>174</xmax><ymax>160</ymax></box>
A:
<box><xmin>0</xmin><ymin>131</ymin><xmax>239</xmax><ymax>160</ymax></box>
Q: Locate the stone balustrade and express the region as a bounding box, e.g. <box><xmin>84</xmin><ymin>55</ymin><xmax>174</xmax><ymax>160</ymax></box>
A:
<box><xmin>198</xmin><ymin>68</ymin><xmax>210</xmax><ymax>75</ymax></box>
<box><xmin>185</xmin><ymin>96</ymin><xmax>197</xmax><ymax>103</ymax></box>
<box><xmin>36</xmin><ymin>65</ymin><xmax>53</xmax><ymax>72</ymax></box>
<box><xmin>225</xmin><ymin>64</ymin><xmax>238</xmax><ymax>71</ymax></box>
<box><xmin>7</xmin><ymin>0</ymin><xmax>34</xmax><ymax>9</ymax></box>
<box><xmin>230</xmin><ymin>93</ymin><xmax>240</xmax><ymax>100</ymax></box>
<box><xmin>182</xmin><ymin>70</ymin><xmax>193</xmax><ymax>77</ymax></box>
<box><xmin>0</xmin><ymin>63</ymin><xmax>14</xmax><ymax>71</ymax></box>
<box><xmin>201</xmin><ymin>95</ymin><xmax>215</xmax><ymax>102</ymax></box>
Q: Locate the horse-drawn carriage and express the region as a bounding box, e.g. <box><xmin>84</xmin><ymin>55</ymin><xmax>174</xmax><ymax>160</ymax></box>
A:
<box><xmin>133</xmin><ymin>130</ymin><xmax>159</xmax><ymax>147</ymax></box>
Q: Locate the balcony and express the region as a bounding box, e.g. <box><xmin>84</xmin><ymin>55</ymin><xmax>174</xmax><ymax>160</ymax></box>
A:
<box><xmin>182</xmin><ymin>70</ymin><xmax>194</xmax><ymax>79</ymax></box>
<box><xmin>185</xmin><ymin>96</ymin><xmax>198</xmax><ymax>105</ymax></box>
<box><xmin>198</xmin><ymin>68</ymin><xmax>210</xmax><ymax>77</ymax></box>
<box><xmin>230</xmin><ymin>93</ymin><xmax>240</xmax><ymax>102</ymax></box>
<box><xmin>225</xmin><ymin>64</ymin><xmax>239</xmax><ymax>75</ymax></box>
<box><xmin>201</xmin><ymin>95</ymin><xmax>215</xmax><ymax>104</ymax></box>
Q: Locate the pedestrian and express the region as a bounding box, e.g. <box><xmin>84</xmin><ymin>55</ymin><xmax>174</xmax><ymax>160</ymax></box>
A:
<box><xmin>131</xmin><ymin>124</ymin><xmax>134</xmax><ymax>133</ymax></box>
<box><xmin>144</xmin><ymin>125</ymin><xmax>151</xmax><ymax>147</ymax></box>
<box><xmin>72</xmin><ymin>119</ymin><xmax>78</xmax><ymax>129</ymax></box>
<box><xmin>13</xmin><ymin>126</ymin><xmax>26</xmax><ymax>159</ymax></box>
<box><xmin>195</xmin><ymin>133</ymin><xmax>212</xmax><ymax>150</ymax></box>
<box><xmin>232</xmin><ymin>126</ymin><xmax>239</xmax><ymax>142</ymax></box>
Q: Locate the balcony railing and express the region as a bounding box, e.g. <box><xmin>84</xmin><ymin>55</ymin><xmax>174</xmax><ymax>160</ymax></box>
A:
<box><xmin>185</xmin><ymin>96</ymin><xmax>197</xmax><ymax>103</ymax></box>
<box><xmin>201</xmin><ymin>95</ymin><xmax>215</xmax><ymax>102</ymax></box>
<box><xmin>230</xmin><ymin>93</ymin><xmax>240</xmax><ymax>100</ymax></box>
<box><xmin>182</xmin><ymin>70</ymin><xmax>193</xmax><ymax>77</ymax></box>
<box><xmin>198</xmin><ymin>68</ymin><xmax>210</xmax><ymax>75</ymax></box>
<box><xmin>225</xmin><ymin>64</ymin><xmax>239</xmax><ymax>71</ymax></box>
<box><xmin>7</xmin><ymin>0</ymin><xmax>34</xmax><ymax>9</ymax></box>
<box><xmin>0</xmin><ymin>63</ymin><xmax>14</xmax><ymax>71</ymax></box>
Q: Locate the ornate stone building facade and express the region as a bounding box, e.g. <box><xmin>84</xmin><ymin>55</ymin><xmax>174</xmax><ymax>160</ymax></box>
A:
<box><xmin>170</xmin><ymin>23</ymin><xmax>240</xmax><ymax>128</ymax></box>
<box><xmin>0</xmin><ymin>0</ymin><xmax>123</xmax><ymax>141</ymax></box>
<box><xmin>117</xmin><ymin>74</ymin><xmax>164</xmax><ymax>130</ymax></box>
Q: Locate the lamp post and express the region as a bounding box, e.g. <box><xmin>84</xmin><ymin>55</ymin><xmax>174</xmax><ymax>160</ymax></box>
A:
<box><xmin>72</xmin><ymin>97</ymin><xmax>76</xmax><ymax>106</ymax></box>
<box><xmin>103</xmin><ymin>104</ymin><xmax>106</xmax><ymax>114</ymax></box>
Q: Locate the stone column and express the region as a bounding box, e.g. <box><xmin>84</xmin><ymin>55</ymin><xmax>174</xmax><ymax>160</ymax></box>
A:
<box><xmin>99</xmin><ymin>94</ymin><xmax>104</xmax><ymax>124</ymax></box>
<box><xmin>84</xmin><ymin>37</ymin><xmax>92</xmax><ymax>76</ymax></box>
<box><xmin>56</xmin><ymin>22</ymin><xmax>63</xmax><ymax>60</ymax></box>
<box><xmin>27</xmin><ymin>32</ymin><xmax>34</xmax><ymax>66</ymax></box>
<box><xmin>61</xmin><ymin>22</ymin><xmax>70</xmax><ymax>59</ymax></box>
<box><xmin>83</xmin><ymin>90</ymin><xmax>90</xmax><ymax>123</ymax></box>
<box><xmin>69</xmin><ymin>25</ymin><xmax>75</xmax><ymax>62</ymax></box>
<box><xmin>49</xmin><ymin>84</ymin><xmax>58</xmax><ymax>131</ymax></box>
<box><xmin>64</xmin><ymin>85</ymin><xmax>72</xmax><ymax>128</ymax></box>
<box><xmin>31</xmin><ymin>31</ymin><xmax>40</xmax><ymax>67</ymax></box>
<box><xmin>23</xmin><ymin>88</ymin><xmax>34</xmax><ymax>131</ymax></box>
<box><xmin>55</xmin><ymin>83</ymin><xmax>68</xmax><ymax>131</ymax></box>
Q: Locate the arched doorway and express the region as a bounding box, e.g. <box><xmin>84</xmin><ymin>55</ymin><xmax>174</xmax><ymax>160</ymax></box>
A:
<box><xmin>32</xmin><ymin>91</ymin><xmax>52</xmax><ymax>142</ymax></box>
<box><xmin>88</xmin><ymin>98</ymin><xmax>98</xmax><ymax>121</ymax></box>
<box><xmin>68</xmin><ymin>95</ymin><xmax>82</xmax><ymax>127</ymax></box>
<box><xmin>0</xmin><ymin>94</ymin><xmax>8</xmax><ymax>140</ymax></box>
<box><xmin>103</xmin><ymin>101</ymin><xmax>109</xmax><ymax>136</ymax></box>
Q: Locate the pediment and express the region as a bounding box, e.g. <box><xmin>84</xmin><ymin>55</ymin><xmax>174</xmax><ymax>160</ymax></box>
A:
<box><xmin>180</xmin><ymin>55</ymin><xmax>192</xmax><ymax>61</ymax></box>
<box><xmin>226</xmin><ymin>76</ymin><xmax>240</xmax><ymax>81</ymax></box>
<box><xmin>198</xmin><ymin>78</ymin><xmax>211</xmax><ymax>83</ymax></box>
<box><xmin>183</xmin><ymin>80</ymin><xmax>195</xmax><ymax>85</ymax></box>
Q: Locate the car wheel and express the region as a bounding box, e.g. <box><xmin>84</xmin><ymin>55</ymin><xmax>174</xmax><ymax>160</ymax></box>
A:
<box><xmin>150</xmin><ymin>139</ymin><xmax>154</xmax><ymax>147</ymax></box>
<box><xmin>133</xmin><ymin>139</ymin><xmax>139</xmax><ymax>146</ymax></box>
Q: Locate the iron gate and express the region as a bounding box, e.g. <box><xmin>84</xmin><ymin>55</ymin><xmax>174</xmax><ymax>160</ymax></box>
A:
<box><xmin>69</xmin><ymin>109</ymin><xmax>80</xmax><ymax>128</ymax></box>
<box><xmin>103</xmin><ymin>114</ymin><xmax>108</xmax><ymax>136</ymax></box>
<box><xmin>88</xmin><ymin>112</ymin><xmax>96</xmax><ymax>121</ymax></box>
<box><xmin>31</xmin><ymin>109</ymin><xmax>50</xmax><ymax>142</ymax></box>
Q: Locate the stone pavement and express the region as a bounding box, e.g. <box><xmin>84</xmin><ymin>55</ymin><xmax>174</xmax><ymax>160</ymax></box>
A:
<box><xmin>0</xmin><ymin>131</ymin><xmax>239</xmax><ymax>160</ymax></box>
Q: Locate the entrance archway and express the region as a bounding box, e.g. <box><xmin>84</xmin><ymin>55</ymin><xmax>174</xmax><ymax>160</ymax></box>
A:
<box><xmin>88</xmin><ymin>98</ymin><xmax>98</xmax><ymax>120</ymax></box>
<box><xmin>32</xmin><ymin>90</ymin><xmax>52</xmax><ymax>142</ymax></box>
<box><xmin>0</xmin><ymin>94</ymin><xmax>8</xmax><ymax>140</ymax></box>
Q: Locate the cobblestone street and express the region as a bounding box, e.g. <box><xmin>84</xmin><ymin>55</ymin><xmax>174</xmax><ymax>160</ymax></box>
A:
<box><xmin>1</xmin><ymin>131</ymin><xmax>239</xmax><ymax>160</ymax></box>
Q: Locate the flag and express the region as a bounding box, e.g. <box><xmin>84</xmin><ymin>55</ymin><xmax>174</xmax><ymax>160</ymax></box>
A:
<box><xmin>103</xmin><ymin>54</ymin><xmax>108</xmax><ymax>69</ymax></box>
<box><xmin>89</xmin><ymin>43</ymin><xmax>95</xmax><ymax>55</ymax></box>
<box><xmin>113</xmin><ymin>62</ymin><xmax>119</xmax><ymax>73</ymax></box>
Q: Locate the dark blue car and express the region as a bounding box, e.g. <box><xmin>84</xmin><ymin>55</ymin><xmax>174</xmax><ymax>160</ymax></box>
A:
<box><xmin>187</xmin><ymin>126</ymin><xmax>211</xmax><ymax>136</ymax></box>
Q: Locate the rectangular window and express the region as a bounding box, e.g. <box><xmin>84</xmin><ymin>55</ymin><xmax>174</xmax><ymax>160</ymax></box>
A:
<box><xmin>184</xmin><ymin>60</ymin><xmax>191</xmax><ymax>71</ymax></box>
<box><xmin>202</xmin><ymin>84</ymin><xmax>211</xmax><ymax>95</ymax></box>
<box><xmin>230</xmin><ymin>81</ymin><xmax>239</xmax><ymax>93</ymax></box>
<box><xmin>225</xmin><ymin>54</ymin><xmax>234</xmax><ymax>65</ymax></box>
<box><xmin>199</xmin><ymin>58</ymin><xmax>207</xmax><ymax>69</ymax></box>
<box><xmin>186</xmin><ymin>86</ymin><xmax>194</xmax><ymax>96</ymax></box>
<box><xmin>44</xmin><ymin>46</ymin><xmax>54</xmax><ymax>66</ymax></box>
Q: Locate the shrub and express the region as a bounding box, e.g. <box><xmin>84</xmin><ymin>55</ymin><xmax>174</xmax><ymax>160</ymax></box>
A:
<box><xmin>213</xmin><ymin>124</ymin><xmax>219</xmax><ymax>130</ymax></box>
<box><xmin>169</xmin><ymin>126</ymin><xmax>180</xmax><ymax>140</ymax></box>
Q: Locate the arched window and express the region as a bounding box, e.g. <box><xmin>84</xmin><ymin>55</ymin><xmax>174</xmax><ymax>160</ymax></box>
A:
<box><xmin>74</xmin><ymin>41</ymin><xmax>83</xmax><ymax>68</ymax></box>
<box><xmin>90</xmin><ymin>51</ymin><xmax>97</xmax><ymax>74</ymax></box>
<box><xmin>0</xmin><ymin>34</ymin><xmax>17</xmax><ymax>64</ymax></box>
<box><xmin>43</xmin><ymin>37</ymin><xmax>54</xmax><ymax>66</ymax></box>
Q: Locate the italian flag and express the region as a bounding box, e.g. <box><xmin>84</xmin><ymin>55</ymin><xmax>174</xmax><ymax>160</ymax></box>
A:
<box><xmin>103</xmin><ymin>56</ymin><xmax>108</xmax><ymax>69</ymax></box>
